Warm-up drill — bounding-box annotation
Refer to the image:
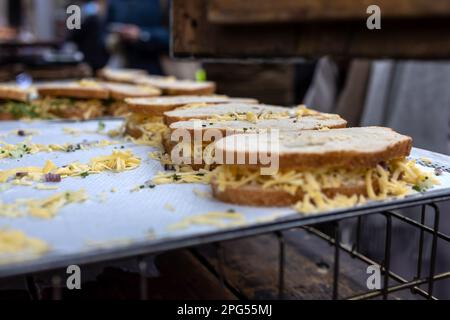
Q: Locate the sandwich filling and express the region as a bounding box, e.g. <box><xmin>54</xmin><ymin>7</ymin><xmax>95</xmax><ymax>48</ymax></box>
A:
<box><xmin>213</xmin><ymin>158</ymin><xmax>438</xmax><ymax>213</ymax></box>
<box><xmin>125</xmin><ymin>113</ymin><xmax>170</xmax><ymax>147</ymax></box>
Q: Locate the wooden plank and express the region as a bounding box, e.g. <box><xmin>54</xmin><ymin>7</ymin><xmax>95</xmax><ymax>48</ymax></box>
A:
<box><xmin>204</xmin><ymin>63</ymin><xmax>295</xmax><ymax>105</ymax></box>
<box><xmin>172</xmin><ymin>0</ymin><xmax>450</xmax><ymax>59</ymax></box>
<box><xmin>208</xmin><ymin>0</ymin><xmax>450</xmax><ymax>24</ymax></box>
<box><xmin>196</xmin><ymin>232</ymin><xmax>367</xmax><ymax>299</ymax></box>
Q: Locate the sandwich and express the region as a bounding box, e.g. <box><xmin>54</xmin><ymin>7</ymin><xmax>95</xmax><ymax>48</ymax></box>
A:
<box><xmin>163</xmin><ymin>103</ymin><xmax>320</xmax><ymax>125</ymax></box>
<box><xmin>0</xmin><ymin>84</ymin><xmax>39</xmax><ymax>120</ymax></box>
<box><xmin>137</xmin><ymin>77</ymin><xmax>216</xmax><ymax>96</ymax></box>
<box><xmin>34</xmin><ymin>80</ymin><xmax>160</xmax><ymax>120</ymax></box>
<box><xmin>123</xmin><ymin>96</ymin><xmax>259</xmax><ymax>147</ymax></box>
<box><xmin>97</xmin><ymin>67</ymin><xmax>174</xmax><ymax>83</ymax></box>
<box><xmin>167</xmin><ymin>113</ymin><xmax>347</xmax><ymax>169</ymax></box>
<box><xmin>99</xmin><ymin>82</ymin><xmax>161</xmax><ymax>116</ymax></box>
<box><xmin>210</xmin><ymin>127</ymin><xmax>437</xmax><ymax>213</ymax></box>
<box><xmin>97</xmin><ymin>68</ymin><xmax>149</xmax><ymax>83</ymax></box>
<box><xmin>98</xmin><ymin>68</ymin><xmax>216</xmax><ymax>96</ymax></box>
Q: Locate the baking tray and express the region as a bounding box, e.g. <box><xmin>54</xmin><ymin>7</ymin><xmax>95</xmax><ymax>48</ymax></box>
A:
<box><xmin>1</xmin><ymin>120</ymin><xmax>450</xmax><ymax>278</ymax></box>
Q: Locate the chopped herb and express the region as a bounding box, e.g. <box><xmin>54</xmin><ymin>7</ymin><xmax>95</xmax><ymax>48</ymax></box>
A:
<box><xmin>80</xmin><ymin>172</ymin><xmax>90</xmax><ymax>178</ymax></box>
<box><xmin>97</xmin><ymin>121</ymin><xmax>106</xmax><ymax>132</ymax></box>
<box><xmin>172</xmin><ymin>174</ymin><xmax>181</xmax><ymax>181</ymax></box>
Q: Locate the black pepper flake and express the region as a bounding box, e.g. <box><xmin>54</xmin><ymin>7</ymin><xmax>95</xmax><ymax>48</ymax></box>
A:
<box><xmin>17</xmin><ymin>130</ymin><xmax>25</xmax><ymax>136</ymax></box>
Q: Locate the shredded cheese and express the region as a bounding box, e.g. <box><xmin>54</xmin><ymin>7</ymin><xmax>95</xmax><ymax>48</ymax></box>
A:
<box><xmin>0</xmin><ymin>150</ymin><xmax>141</xmax><ymax>184</ymax></box>
<box><xmin>153</xmin><ymin>168</ymin><xmax>212</xmax><ymax>185</ymax></box>
<box><xmin>168</xmin><ymin>211</ymin><xmax>246</xmax><ymax>231</ymax></box>
<box><xmin>213</xmin><ymin>159</ymin><xmax>439</xmax><ymax>214</ymax></box>
<box><xmin>0</xmin><ymin>189</ymin><xmax>88</xmax><ymax>219</ymax></box>
<box><xmin>125</xmin><ymin>113</ymin><xmax>169</xmax><ymax>148</ymax></box>
<box><xmin>0</xmin><ymin>229</ymin><xmax>49</xmax><ymax>264</ymax></box>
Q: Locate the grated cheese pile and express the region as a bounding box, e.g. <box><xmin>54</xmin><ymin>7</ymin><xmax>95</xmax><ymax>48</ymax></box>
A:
<box><xmin>0</xmin><ymin>189</ymin><xmax>88</xmax><ymax>219</ymax></box>
<box><xmin>0</xmin><ymin>229</ymin><xmax>49</xmax><ymax>264</ymax></box>
<box><xmin>0</xmin><ymin>150</ymin><xmax>141</xmax><ymax>184</ymax></box>
<box><xmin>0</xmin><ymin>139</ymin><xmax>117</xmax><ymax>159</ymax></box>
<box><xmin>213</xmin><ymin>159</ymin><xmax>439</xmax><ymax>214</ymax></box>
<box><xmin>167</xmin><ymin>211</ymin><xmax>246</xmax><ymax>231</ymax></box>
<box><xmin>153</xmin><ymin>167</ymin><xmax>213</xmax><ymax>185</ymax></box>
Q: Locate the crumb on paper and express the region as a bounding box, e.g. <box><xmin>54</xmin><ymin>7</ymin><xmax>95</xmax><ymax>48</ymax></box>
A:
<box><xmin>35</xmin><ymin>183</ymin><xmax>59</xmax><ymax>191</ymax></box>
<box><xmin>192</xmin><ymin>188</ymin><xmax>212</xmax><ymax>199</ymax></box>
<box><xmin>167</xmin><ymin>211</ymin><xmax>246</xmax><ymax>231</ymax></box>
<box><xmin>164</xmin><ymin>203</ymin><xmax>176</xmax><ymax>212</ymax></box>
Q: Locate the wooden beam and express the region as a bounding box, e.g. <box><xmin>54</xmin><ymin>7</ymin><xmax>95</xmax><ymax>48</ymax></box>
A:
<box><xmin>208</xmin><ymin>0</ymin><xmax>450</xmax><ymax>24</ymax></box>
<box><xmin>172</xmin><ymin>0</ymin><xmax>450</xmax><ymax>59</ymax></box>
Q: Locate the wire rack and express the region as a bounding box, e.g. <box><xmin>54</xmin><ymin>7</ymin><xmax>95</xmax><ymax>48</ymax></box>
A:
<box><xmin>2</xmin><ymin>199</ymin><xmax>449</xmax><ymax>300</ymax></box>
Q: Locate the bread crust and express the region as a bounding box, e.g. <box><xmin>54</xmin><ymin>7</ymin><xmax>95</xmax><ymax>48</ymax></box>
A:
<box><xmin>169</xmin><ymin>120</ymin><xmax>347</xmax><ymax>138</ymax></box>
<box><xmin>48</xmin><ymin>106</ymin><xmax>103</xmax><ymax>120</ymax></box>
<box><xmin>217</xmin><ymin>127</ymin><xmax>412</xmax><ymax>170</ymax></box>
<box><xmin>211</xmin><ymin>180</ymin><xmax>367</xmax><ymax>207</ymax></box>
<box><xmin>37</xmin><ymin>87</ymin><xmax>110</xmax><ymax>100</ymax></box>
<box><xmin>126</xmin><ymin>96</ymin><xmax>257</xmax><ymax>116</ymax></box>
<box><xmin>0</xmin><ymin>87</ymin><xmax>31</xmax><ymax>102</ymax></box>
<box><xmin>163</xmin><ymin>83</ymin><xmax>216</xmax><ymax>96</ymax></box>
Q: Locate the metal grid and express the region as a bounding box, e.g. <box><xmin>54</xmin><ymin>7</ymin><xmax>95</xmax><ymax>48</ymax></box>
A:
<box><xmin>3</xmin><ymin>199</ymin><xmax>450</xmax><ymax>300</ymax></box>
<box><xmin>204</xmin><ymin>202</ymin><xmax>450</xmax><ymax>300</ymax></box>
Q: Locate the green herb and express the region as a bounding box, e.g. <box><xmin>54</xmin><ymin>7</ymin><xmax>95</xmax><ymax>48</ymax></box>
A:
<box><xmin>172</xmin><ymin>174</ymin><xmax>181</xmax><ymax>181</ymax></box>
<box><xmin>80</xmin><ymin>172</ymin><xmax>90</xmax><ymax>178</ymax></box>
<box><xmin>97</xmin><ymin>121</ymin><xmax>106</xmax><ymax>132</ymax></box>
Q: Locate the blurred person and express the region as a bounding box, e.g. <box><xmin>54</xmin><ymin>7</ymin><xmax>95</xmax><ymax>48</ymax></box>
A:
<box><xmin>66</xmin><ymin>0</ymin><xmax>110</xmax><ymax>71</ymax></box>
<box><xmin>106</xmin><ymin>0</ymin><xmax>170</xmax><ymax>74</ymax></box>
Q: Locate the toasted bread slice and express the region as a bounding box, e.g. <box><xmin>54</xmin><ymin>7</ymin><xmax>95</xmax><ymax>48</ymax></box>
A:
<box><xmin>164</xmin><ymin>103</ymin><xmax>295</xmax><ymax>125</ymax></box>
<box><xmin>97</xmin><ymin>68</ymin><xmax>148</xmax><ymax>83</ymax></box>
<box><xmin>0</xmin><ymin>85</ymin><xmax>36</xmax><ymax>102</ymax></box>
<box><xmin>138</xmin><ymin>77</ymin><xmax>216</xmax><ymax>96</ymax></box>
<box><xmin>214</xmin><ymin>127</ymin><xmax>412</xmax><ymax>170</ymax></box>
<box><xmin>125</xmin><ymin>95</ymin><xmax>258</xmax><ymax>115</ymax></box>
<box><xmin>211</xmin><ymin>180</ymin><xmax>366</xmax><ymax>207</ymax></box>
<box><xmin>98</xmin><ymin>68</ymin><xmax>174</xmax><ymax>84</ymax></box>
<box><xmin>169</xmin><ymin>114</ymin><xmax>347</xmax><ymax>136</ymax></box>
<box><xmin>100</xmin><ymin>82</ymin><xmax>161</xmax><ymax>100</ymax></box>
<box><xmin>36</xmin><ymin>81</ymin><xmax>110</xmax><ymax>99</ymax></box>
